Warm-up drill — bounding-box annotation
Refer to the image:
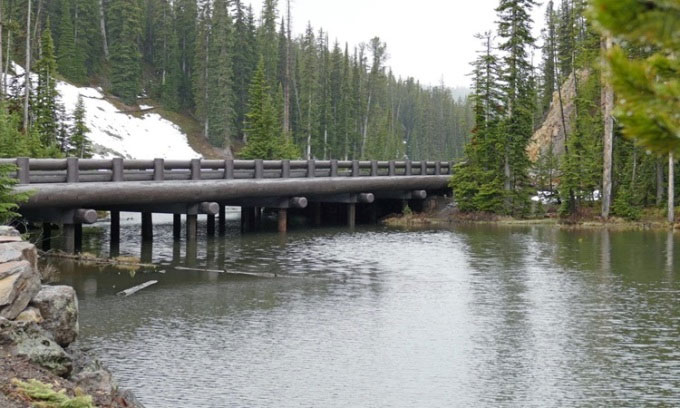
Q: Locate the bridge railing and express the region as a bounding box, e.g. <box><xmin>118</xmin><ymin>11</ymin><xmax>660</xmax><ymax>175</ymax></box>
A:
<box><xmin>0</xmin><ymin>158</ymin><xmax>453</xmax><ymax>184</ymax></box>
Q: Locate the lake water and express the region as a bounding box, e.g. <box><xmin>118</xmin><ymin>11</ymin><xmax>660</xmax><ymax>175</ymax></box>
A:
<box><xmin>49</xmin><ymin>217</ymin><xmax>680</xmax><ymax>407</ymax></box>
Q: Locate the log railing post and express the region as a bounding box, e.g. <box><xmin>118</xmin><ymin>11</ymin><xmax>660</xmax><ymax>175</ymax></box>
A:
<box><xmin>307</xmin><ymin>160</ymin><xmax>315</xmax><ymax>178</ymax></box>
<box><xmin>420</xmin><ymin>161</ymin><xmax>427</xmax><ymax>176</ymax></box>
<box><xmin>330</xmin><ymin>159</ymin><xmax>338</xmax><ymax>177</ymax></box>
<box><xmin>352</xmin><ymin>160</ymin><xmax>360</xmax><ymax>177</ymax></box>
<box><xmin>282</xmin><ymin>160</ymin><xmax>290</xmax><ymax>178</ymax></box>
<box><xmin>435</xmin><ymin>161</ymin><xmax>441</xmax><ymax>176</ymax></box>
<box><xmin>112</xmin><ymin>158</ymin><xmax>123</xmax><ymax>182</ymax></box>
<box><xmin>255</xmin><ymin>159</ymin><xmax>264</xmax><ymax>179</ymax></box>
<box><xmin>16</xmin><ymin>157</ymin><xmax>29</xmax><ymax>184</ymax></box>
<box><xmin>371</xmin><ymin>160</ymin><xmax>378</xmax><ymax>177</ymax></box>
<box><xmin>224</xmin><ymin>159</ymin><xmax>234</xmax><ymax>179</ymax></box>
<box><xmin>66</xmin><ymin>158</ymin><xmax>79</xmax><ymax>183</ymax></box>
<box><xmin>388</xmin><ymin>160</ymin><xmax>396</xmax><ymax>176</ymax></box>
<box><xmin>405</xmin><ymin>160</ymin><xmax>412</xmax><ymax>176</ymax></box>
<box><xmin>190</xmin><ymin>158</ymin><xmax>201</xmax><ymax>180</ymax></box>
<box><xmin>153</xmin><ymin>158</ymin><xmax>164</xmax><ymax>181</ymax></box>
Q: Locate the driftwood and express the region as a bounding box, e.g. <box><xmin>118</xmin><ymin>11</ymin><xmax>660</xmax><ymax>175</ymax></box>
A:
<box><xmin>41</xmin><ymin>251</ymin><xmax>157</xmax><ymax>270</ymax></box>
<box><xmin>117</xmin><ymin>280</ymin><xmax>158</xmax><ymax>297</ymax></box>
<box><xmin>174</xmin><ymin>266</ymin><xmax>225</xmax><ymax>274</ymax></box>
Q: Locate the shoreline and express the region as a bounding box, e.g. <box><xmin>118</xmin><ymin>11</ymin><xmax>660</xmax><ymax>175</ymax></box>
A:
<box><xmin>383</xmin><ymin>212</ymin><xmax>677</xmax><ymax>232</ymax></box>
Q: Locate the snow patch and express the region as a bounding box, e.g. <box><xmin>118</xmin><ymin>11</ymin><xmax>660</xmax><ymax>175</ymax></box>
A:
<box><xmin>9</xmin><ymin>63</ymin><xmax>200</xmax><ymax>159</ymax></box>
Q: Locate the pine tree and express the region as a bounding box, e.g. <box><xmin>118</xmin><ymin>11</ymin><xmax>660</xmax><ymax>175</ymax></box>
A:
<box><xmin>496</xmin><ymin>0</ymin><xmax>538</xmax><ymax>215</ymax></box>
<box><xmin>240</xmin><ymin>58</ymin><xmax>297</xmax><ymax>159</ymax></box>
<box><xmin>174</xmin><ymin>0</ymin><xmax>197</xmax><ymax>110</ymax></box>
<box><xmin>231</xmin><ymin>0</ymin><xmax>257</xmax><ymax>141</ymax></box>
<box><xmin>257</xmin><ymin>0</ymin><xmax>279</xmax><ymax>89</ymax></box>
<box><xmin>34</xmin><ymin>23</ymin><xmax>60</xmax><ymax>147</ymax></box>
<box><xmin>206</xmin><ymin>0</ymin><xmax>234</xmax><ymax>148</ymax></box>
<box><xmin>56</xmin><ymin>0</ymin><xmax>79</xmax><ymax>81</ymax></box>
<box><xmin>69</xmin><ymin>95</ymin><xmax>92</xmax><ymax>158</ymax></box>
<box><xmin>74</xmin><ymin>0</ymin><xmax>103</xmax><ymax>77</ymax></box>
<box><xmin>108</xmin><ymin>0</ymin><xmax>143</xmax><ymax>105</ymax></box>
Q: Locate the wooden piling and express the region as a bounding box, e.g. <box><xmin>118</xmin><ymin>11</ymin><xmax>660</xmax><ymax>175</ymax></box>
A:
<box><xmin>74</xmin><ymin>224</ymin><xmax>83</xmax><ymax>252</ymax></box>
<box><xmin>42</xmin><ymin>223</ymin><xmax>51</xmax><ymax>251</ymax></box>
<box><xmin>347</xmin><ymin>203</ymin><xmax>356</xmax><ymax>228</ymax></box>
<box><xmin>278</xmin><ymin>208</ymin><xmax>287</xmax><ymax>233</ymax></box>
<box><xmin>207</xmin><ymin>214</ymin><xmax>216</xmax><ymax>236</ymax></box>
<box><xmin>218</xmin><ymin>205</ymin><xmax>226</xmax><ymax>235</ymax></box>
<box><xmin>141</xmin><ymin>212</ymin><xmax>153</xmax><ymax>241</ymax></box>
<box><xmin>63</xmin><ymin>224</ymin><xmax>75</xmax><ymax>254</ymax></box>
<box><xmin>312</xmin><ymin>202</ymin><xmax>322</xmax><ymax>226</ymax></box>
<box><xmin>186</xmin><ymin>214</ymin><xmax>197</xmax><ymax>240</ymax></box>
<box><xmin>173</xmin><ymin>214</ymin><xmax>181</xmax><ymax>239</ymax></box>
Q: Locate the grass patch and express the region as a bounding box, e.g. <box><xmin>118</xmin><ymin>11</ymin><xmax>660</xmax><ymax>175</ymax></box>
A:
<box><xmin>11</xmin><ymin>379</ymin><xmax>94</xmax><ymax>408</ymax></box>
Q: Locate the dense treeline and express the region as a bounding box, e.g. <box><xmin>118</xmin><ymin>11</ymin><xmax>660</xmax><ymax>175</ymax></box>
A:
<box><xmin>0</xmin><ymin>0</ymin><xmax>472</xmax><ymax>161</ymax></box>
<box><xmin>452</xmin><ymin>0</ymin><xmax>678</xmax><ymax>221</ymax></box>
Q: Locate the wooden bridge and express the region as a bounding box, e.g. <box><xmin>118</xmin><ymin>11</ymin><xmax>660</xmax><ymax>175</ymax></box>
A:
<box><xmin>2</xmin><ymin>158</ymin><xmax>453</xmax><ymax>253</ymax></box>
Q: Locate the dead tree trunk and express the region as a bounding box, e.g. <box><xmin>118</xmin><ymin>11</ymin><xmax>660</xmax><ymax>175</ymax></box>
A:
<box><xmin>601</xmin><ymin>36</ymin><xmax>614</xmax><ymax>220</ymax></box>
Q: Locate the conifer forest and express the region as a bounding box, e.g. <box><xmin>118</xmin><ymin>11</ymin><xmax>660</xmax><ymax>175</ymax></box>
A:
<box><xmin>0</xmin><ymin>0</ymin><xmax>678</xmax><ymax>221</ymax></box>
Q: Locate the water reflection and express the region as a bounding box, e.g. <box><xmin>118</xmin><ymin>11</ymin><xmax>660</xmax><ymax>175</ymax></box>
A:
<box><xmin>46</xmin><ymin>222</ymin><xmax>680</xmax><ymax>407</ymax></box>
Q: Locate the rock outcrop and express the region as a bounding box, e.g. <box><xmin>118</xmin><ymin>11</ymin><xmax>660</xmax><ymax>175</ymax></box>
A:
<box><xmin>528</xmin><ymin>70</ymin><xmax>590</xmax><ymax>162</ymax></box>
<box><xmin>0</xmin><ymin>226</ymin><xmax>143</xmax><ymax>408</ymax></box>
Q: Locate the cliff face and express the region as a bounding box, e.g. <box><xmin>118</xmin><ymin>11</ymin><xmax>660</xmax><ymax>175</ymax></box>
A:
<box><xmin>528</xmin><ymin>70</ymin><xmax>590</xmax><ymax>162</ymax></box>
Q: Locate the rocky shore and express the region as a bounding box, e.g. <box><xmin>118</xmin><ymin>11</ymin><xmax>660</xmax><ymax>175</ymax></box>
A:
<box><xmin>0</xmin><ymin>226</ymin><xmax>143</xmax><ymax>408</ymax></box>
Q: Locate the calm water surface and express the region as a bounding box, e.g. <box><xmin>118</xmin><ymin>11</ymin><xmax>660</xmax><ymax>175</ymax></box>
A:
<box><xmin>49</xmin><ymin>216</ymin><xmax>680</xmax><ymax>407</ymax></box>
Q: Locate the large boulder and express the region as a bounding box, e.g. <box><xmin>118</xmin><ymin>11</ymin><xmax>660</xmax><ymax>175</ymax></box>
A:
<box><xmin>0</xmin><ymin>317</ymin><xmax>72</xmax><ymax>376</ymax></box>
<box><xmin>0</xmin><ymin>261</ymin><xmax>41</xmax><ymax>320</ymax></box>
<box><xmin>0</xmin><ymin>241</ymin><xmax>38</xmax><ymax>271</ymax></box>
<box><xmin>0</xmin><ymin>226</ymin><xmax>20</xmax><ymax>237</ymax></box>
<box><xmin>31</xmin><ymin>285</ymin><xmax>79</xmax><ymax>347</ymax></box>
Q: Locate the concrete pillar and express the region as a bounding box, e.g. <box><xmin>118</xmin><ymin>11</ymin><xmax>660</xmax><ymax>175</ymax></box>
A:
<box><xmin>186</xmin><ymin>214</ymin><xmax>198</xmax><ymax>240</ymax></box>
<box><xmin>218</xmin><ymin>205</ymin><xmax>226</xmax><ymax>235</ymax></box>
<box><xmin>42</xmin><ymin>223</ymin><xmax>51</xmax><ymax>251</ymax></box>
<box><xmin>63</xmin><ymin>224</ymin><xmax>75</xmax><ymax>254</ymax></box>
<box><xmin>173</xmin><ymin>214</ymin><xmax>181</xmax><ymax>239</ymax></box>
<box><xmin>347</xmin><ymin>203</ymin><xmax>356</xmax><ymax>228</ymax></box>
<box><xmin>141</xmin><ymin>212</ymin><xmax>153</xmax><ymax>241</ymax></box>
<box><xmin>278</xmin><ymin>208</ymin><xmax>288</xmax><ymax>233</ymax></box>
<box><xmin>207</xmin><ymin>214</ymin><xmax>216</xmax><ymax>236</ymax></box>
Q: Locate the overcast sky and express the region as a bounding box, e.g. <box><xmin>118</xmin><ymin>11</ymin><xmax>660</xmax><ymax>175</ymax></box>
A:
<box><xmin>246</xmin><ymin>0</ymin><xmax>546</xmax><ymax>89</ymax></box>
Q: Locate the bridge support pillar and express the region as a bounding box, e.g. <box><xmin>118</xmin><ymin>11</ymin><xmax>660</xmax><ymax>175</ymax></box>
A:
<box><xmin>347</xmin><ymin>203</ymin><xmax>356</xmax><ymax>228</ymax></box>
<box><xmin>207</xmin><ymin>214</ymin><xmax>216</xmax><ymax>236</ymax></box>
<box><xmin>74</xmin><ymin>224</ymin><xmax>83</xmax><ymax>252</ymax></box>
<box><xmin>141</xmin><ymin>212</ymin><xmax>153</xmax><ymax>241</ymax></box>
<box><xmin>110</xmin><ymin>211</ymin><xmax>120</xmax><ymax>244</ymax></box>
<box><xmin>312</xmin><ymin>202</ymin><xmax>322</xmax><ymax>226</ymax></box>
<box><xmin>141</xmin><ymin>240</ymin><xmax>153</xmax><ymax>264</ymax></box>
<box><xmin>173</xmin><ymin>214</ymin><xmax>181</xmax><ymax>239</ymax></box>
<box><xmin>278</xmin><ymin>209</ymin><xmax>288</xmax><ymax>233</ymax></box>
<box><xmin>63</xmin><ymin>224</ymin><xmax>82</xmax><ymax>254</ymax></box>
<box><xmin>42</xmin><ymin>223</ymin><xmax>51</xmax><ymax>251</ymax></box>
<box><xmin>186</xmin><ymin>214</ymin><xmax>197</xmax><ymax>241</ymax></box>
<box><xmin>369</xmin><ymin>204</ymin><xmax>378</xmax><ymax>224</ymax></box>
<box><xmin>254</xmin><ymin>207</ymin><xmax>262</xmax><ymax>228</ymax></box>
<box><xmin>218</xmin><ymin>206</ymin><xmax>226</xmax><ymax>235</ymax></box>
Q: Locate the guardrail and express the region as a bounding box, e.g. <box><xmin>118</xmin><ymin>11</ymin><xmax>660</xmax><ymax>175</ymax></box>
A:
<box><xmin>0</xmin><ymin>158</ymin><xmax>453</xmax><ymax>184</ymax></box>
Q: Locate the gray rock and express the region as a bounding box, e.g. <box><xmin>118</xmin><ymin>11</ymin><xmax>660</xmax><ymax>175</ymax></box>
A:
<box><xmin>69</xmin><ymin>345</ymin><xmax>117</xmax><ymax>399</ymax></box>
<box><xmin>0</xmin><ymin>226</ymin><xmax>20</xmax><ymax>237</ymax></box>
<box><xmin>0</xmin><ymin>261</ymin><xmax>41</xmax><ymax>320</ymax></box>
<box><xmin>31</xmin><ymin>285</ymin><xmax>79</xmax><ymax>347</ymax></box>
<box><xmin>0</xmin><ymin>241</ymin><xmax>38</xmax><ymax>271</ymax></box>
<box><xmin>15</xmin><ymin>306</ymin><xmax>43</xmax><ymax>323</ymax></box>
<box><xmin>0</xmin><ymin>317</ymin><xmax>72</xmax><ymax>376</ymax></box>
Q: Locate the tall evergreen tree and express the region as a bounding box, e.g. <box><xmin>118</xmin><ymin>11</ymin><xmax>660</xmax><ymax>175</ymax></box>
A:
<box><xmin>240</xmin><ymin>58</ymin><xmax>297</xmax><ymax>159</ymax></box>
<box><xmin>108</xmin><ymin>0</ymin><xmax>143</xmax><ymax>105</ymax></box>
<box><xmin>34</xmin><ymin>23</ymin><xmax>59</xmax><ymax>147</ymax></box>
<box><xmin>206</xmin><ymin>0</ymin><xmax>234</xmax><ymax>148</ymax></box>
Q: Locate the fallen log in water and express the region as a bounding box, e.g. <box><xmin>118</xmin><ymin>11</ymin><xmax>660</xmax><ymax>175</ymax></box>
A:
<box><xmin>41</xmin><ymin>251</ymin><xmax>158</xmax><ymax>270</ymax></box>
<box><xmin>117</xmin><ymin>280</ymin><xmax>158</xmax><ymax>297</ymax></box>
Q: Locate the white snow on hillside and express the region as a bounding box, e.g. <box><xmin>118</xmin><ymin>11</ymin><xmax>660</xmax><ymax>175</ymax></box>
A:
<box><xmin>11</xmin><ymin>63</ymin><xmax>200</xmax><ymax>159</ymax></box>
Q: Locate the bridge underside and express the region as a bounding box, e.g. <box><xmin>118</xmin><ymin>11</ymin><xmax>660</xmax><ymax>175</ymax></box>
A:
<box><xmin>16</xmin><ymin>176</ymin><xmax>452</xmax><ymax>253</ymax></box>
